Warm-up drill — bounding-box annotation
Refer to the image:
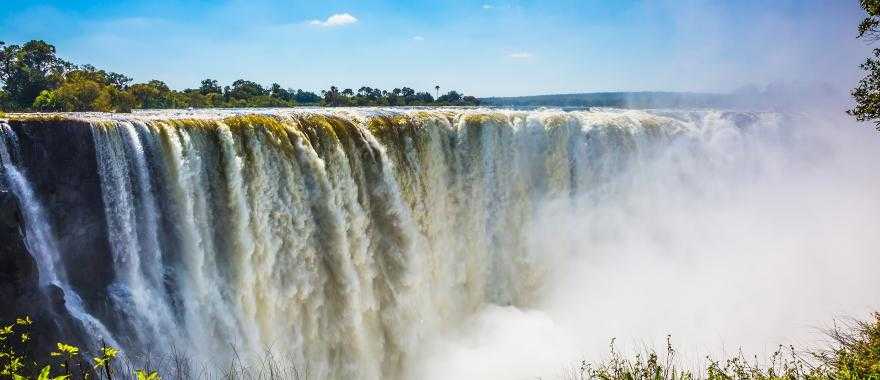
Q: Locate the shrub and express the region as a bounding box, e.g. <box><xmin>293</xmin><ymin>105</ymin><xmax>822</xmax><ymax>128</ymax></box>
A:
<box><xmin>32</xmin><ymin>90</ymin><xmax>59</xmax><ymax>111</ymax></box>
<box><xmin>0</xmin><ymin>316</ymin><xmax>156</xmax><ymax>380</ymax></box>
<box><xmin>571</xmin><ymin>313</ymin><xmax>880</xmax><ymax>380</ymax></box>
<box><xmin>2</xmin><ymin>313</ymin><xmax>878</xmax><ymax>379</ymax></box>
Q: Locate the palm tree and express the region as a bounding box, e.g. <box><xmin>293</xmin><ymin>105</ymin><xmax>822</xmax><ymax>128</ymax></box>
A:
<box><xmin>435</xmin><ymin>85</ymin><xmax>440</xmax><ymax>100</ymax></box>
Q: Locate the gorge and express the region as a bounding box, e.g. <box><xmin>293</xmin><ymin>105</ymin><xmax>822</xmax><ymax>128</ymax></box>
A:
<box><xmin>0</xmin><ymin>108</ymin><xmax>878</xmax><ymax>379</ymax></box>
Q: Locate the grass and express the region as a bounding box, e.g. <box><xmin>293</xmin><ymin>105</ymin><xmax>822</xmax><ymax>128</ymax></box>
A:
<box><xmin>564</xmin><ymin>313</ymin><xmax>880</xmax><ymax>380</ymax></box>
<box><xmin>1</xmin><ymin>313</ymin><xmax>878</xmax><ymax>379</ymax></box>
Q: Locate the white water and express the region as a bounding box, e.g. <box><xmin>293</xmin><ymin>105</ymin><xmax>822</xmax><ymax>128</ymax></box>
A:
<box><xmin>2</xmin><ymin>108</ymin><xmax>879</xmax><ymax>379</ymax></box>
<box><xmin>0</xmin><ymin>122</ymin><xmax>121</xmax><ymax>351</ymax></box>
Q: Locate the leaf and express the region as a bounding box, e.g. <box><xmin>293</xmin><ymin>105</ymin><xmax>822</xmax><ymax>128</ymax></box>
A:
<box><xmin>101</xmin><ymin>346</ymin><xmax>119</xmax><ymax>359</ymax></box>
<box><xmin>53</xmin><ymin>343</ymin><xmax>79</xmax><ymax>357</ymax></box>
<box><xmin>135</xmin><ymin>369</ymin><xmax>160</xmax><ymax>380</ymax></box>
<box><xmin>15</xmin><ymin>316</ymin><xmax>32</xmax><ymax>326</ymax></box>
<box><xmin>36</xmin><ymin>365</ymin><xmax>51</xmax><ymax>380</ymax></box>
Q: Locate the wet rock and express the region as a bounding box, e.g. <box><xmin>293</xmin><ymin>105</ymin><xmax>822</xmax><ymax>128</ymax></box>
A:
<box><xmin>0</xmin><ymin>189</ymin><xmax>60</xmax><ymax>355</ymax></box>
<box><xmin>8</xmin><ymin>119</ymin><xmax>114</xmax><ymax>323</ymax></box>
<box><xmin>0</xmin><ymin>189</ymin><xmax>38</xmax><ymax>317</ymax></box>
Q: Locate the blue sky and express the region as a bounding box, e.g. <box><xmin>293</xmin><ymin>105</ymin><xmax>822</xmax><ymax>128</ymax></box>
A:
<box><xmin>0</xmin><ymin>0</ymin><xmax>870</xmax><ymax>97</ymax></box>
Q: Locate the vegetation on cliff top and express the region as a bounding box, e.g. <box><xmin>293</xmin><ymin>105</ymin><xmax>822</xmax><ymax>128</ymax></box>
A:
<box><xmin>0</xmin><ymin>40</ymin><xmax>479</xmax><ymax>113</ymax></box>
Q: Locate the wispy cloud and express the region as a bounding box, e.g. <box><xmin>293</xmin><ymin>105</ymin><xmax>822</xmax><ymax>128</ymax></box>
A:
<box><xmin>482</xmin><ymin>4</ymin><xmax>494</xmax><ymax>9</ymax></box>
<box><xmin>412</xmin><ymin>35</ymin><xmax>425</xmax><ymax>41</ymax></box>
<box><xmin>508</xmin><ymin>52</ymin><xmax>533</xmax><ymax>59</ymax></box>
<box><xmin>308</xmin><ymin>13</ymin><xmax>358</xmax><ymax>27</ymax></box>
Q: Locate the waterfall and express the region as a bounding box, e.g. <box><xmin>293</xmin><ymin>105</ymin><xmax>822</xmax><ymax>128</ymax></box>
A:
<box><xmin>0</xmin><ymin>109</ymin><xmax>784</xmax><ymax>379</ymax></box>
<box><xmin>0</xmin><ymin>122</ymin><xmax>120</xmax><ymax>350</ymax></box>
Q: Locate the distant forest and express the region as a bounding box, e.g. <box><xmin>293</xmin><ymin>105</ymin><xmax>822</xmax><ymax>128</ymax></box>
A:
<box><xmin>0</xmin><ymin>40</ymin><xmax>479</xmax><ymax>113</ymax></box>
<box><xmin>480</xmin><ymin>92</ymin><xmax>735</xmax><ymax>109</ymax></box>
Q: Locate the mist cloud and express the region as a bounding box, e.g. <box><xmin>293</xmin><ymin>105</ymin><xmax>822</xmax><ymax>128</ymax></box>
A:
<box><xmin>409</xmin><ymin>111</ymin><xmax>880</xmax><ymax>379</ymax></box>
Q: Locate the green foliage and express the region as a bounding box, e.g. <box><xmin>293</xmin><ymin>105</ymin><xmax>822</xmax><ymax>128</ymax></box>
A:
<box><xmin>92</xmin><ymin>344</ymin><xmax>119</xmax><ymax>380</ymax></box>
<box><xmin>32</xmin><ymin>90</ymin><xmax>58</xmax><ymax>111</ymax></box>
<box><xmin>0</xmin><ymin>40</ymin><xmax>71</xmax><ymax>110</ymax></box>
<box><xmin>318</xmin><ymin>85</ymin><xmax>479</xmax><ymax>107</ymax></box>
<box><xmin>0</xmin><ymin>315</ymin><xmax>159</xmax><ymax>380</ymax></box>
<box><xmin>574</xmin><ymin>314</ymin><xmax>880</xmax><ymax>380</ymax></box>
<box><xmin>850</xmin><ymin>0</ymin><xmax>880</xmax><ymax>130</ymax></box>
<box><xmin>294</xmin><ymin>89</ymin><xmax>322</xmax><ymax>104</ymax></box>
<box><xmin>227</xmin><ymin>79</ymin><xmax>267</xmax><ymax>100</ymax></box>
<box><xmin>0</xmin><ymin>89</ymin><xmax>10</xmax><ymax>110</ymax></box>
<box><xmin>0</xmin><ymin>39</ymin><xmax>480</xmax><ymax>112</ymax></box>
<box><xmin>198</xmin><ymin>78</ymin><xmax>221</xmax><ymax>95</ymax></box>
<box><xmin>92</xmin><ymin>345</ymin><xmax>118</xmax><ymax>370</ymax></box>
<box><xmin>35</xmin><ymin>365</ymin><xmax>68</xmax><ymax>380</ymax></box>
<box><xmin>816</xmin><ymin>312</ymin><xmax>880</xmax><ymax>379</ymax></box>
<box><xmin>51</xmin><ymin>79</ymin><xmax>104</xmax><ymax>111</ymax></box>
<box><xmin>128</xmin><ymin>81</ymin><xmax>171</xmax><ymax>109</ymax></box>
<box><xmin>0</xmin><ymin>313</ymin><xmax>878</xmax><ymax>379</ymax></box>
<box><xmin>1</xmin><ymin>315</ymin><xmax>33</xmax><ymax>378</ymax></box>
<box><xmin>134</xmin><ymin>369</ymin><xmax>160</xmax><ymax>380</ymax></box>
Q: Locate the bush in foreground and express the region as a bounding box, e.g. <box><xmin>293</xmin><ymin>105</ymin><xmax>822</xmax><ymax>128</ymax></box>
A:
<box><xmin>567</xmin><ymin>312</ymin><xmax>880</xmax><ymax>380</ymax></box>
<box><xmin>1</xmin><ymin>313</ymin><xmax>878</xmax><ymax>379</ymax></box>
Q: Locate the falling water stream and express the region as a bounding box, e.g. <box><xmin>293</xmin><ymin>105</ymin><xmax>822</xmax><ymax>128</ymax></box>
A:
<box><xmin>4</xmin><ymin>108</ymin><xmax>875</xmax><ymax>380</ymax></box>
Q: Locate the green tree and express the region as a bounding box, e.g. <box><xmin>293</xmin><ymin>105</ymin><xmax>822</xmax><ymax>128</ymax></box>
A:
<box><xmin>199</xmin><ymin>79</ymin><xmax>221</xmax><ymax>95</ymax></box>
<box><xmin>462</xmin><ymin>95</ymin><xmax>480</xmax><ymax>106</ymax></box>
<box><xmin>105</xmin><ymin>85</ymin><xmax>137</xmax><ymax>112</ymax></box>
<box><xmin>48</xmin><ymin>78</ymin><xmax>103</xmax><ymax>111</ymax></box>
<box><xmin>77</xmin><ymin>64</ymin><xmax>131</xmax><ymax>89</ymax></box>
<box><xmin>128</xmin><ymin>80</ymin><xmax>172</xmax><ymax>109</ymax></box>
<box><xmin>413</xmin><ymin>91</ymin><xmax>434</xmax><ymax>105</ymax></box>
<box><xmin>106</xmin><ymin>72</ymin><xmax>132</xmax><ymax>89</ymax></box>
<box><xmin>32</xmin><ymin>90</ymin><xmax>58</xmax><ymax>111</ymax></box>
<box><xmin>0</xmin><ymin>89</ymin><xmax>8</xmax><ymax>109</ymax></box>
<box><xmin>33</xmin><ymin>66</ymin><xmax>137</xmax><ymax>112</ymax></box>
<box><xmin>437</xmin><ymin>90</ymin><xmax>463</xmax><ymax>104</ymax></box>
<box><xmin>269</xmin><ymin>83</ymin><xmax>291</xmax><ymax>101</ymax></box>
<box><xmin>322</xmin><ymin>86</ymin><xmax>340</xmax><ymax>106</ymax></box>
<box><xmin>0</xmin><ymin>40</ymin><xmax>71</xmax><ymax>110</ymax></box>
<box><xmin>226</xmin><ymin>79</ymin><xmax>266</xmax><ymax>100</ymax></box>
<box><xmin>294</xmin><ymin>89</ymin><xmax>321</xmax><ymax>104</ymax></box>
<box><xmin>850</xmin><ymin>0</ymin><xmax>880</xmax><ymax>130</ymax></box>
<box><xmin>386</xmin><ymin>88</ymin><xmax>402</xmax><ymax>106</ymax></box>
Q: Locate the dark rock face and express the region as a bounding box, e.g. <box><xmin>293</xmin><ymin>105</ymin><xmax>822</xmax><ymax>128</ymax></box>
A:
<box><xmin>8</xmin><ymin>120</ymin><xmax>114</xmax><ymax>322</ymax></box>
<box><xmin>0</xmin><ymin>189</ymin><xmax>38</xmax><ymax>319</ymax></box>
<box><xmin>0</xmin><ymin>190</ymin><xmax>67</xmax><ymax>355</ymax></box>
<box><xmin>2</xmin><ymin>120</ymin><xmax>114</xmax><ymax>352</ymax></box>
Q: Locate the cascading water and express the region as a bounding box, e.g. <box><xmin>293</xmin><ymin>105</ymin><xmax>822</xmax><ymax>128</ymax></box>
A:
<box><xmin>1</xmin><ymin>108</ymin><xmax>836</xmax><ymax>379</ymax></box>
<box><xmin>0</xmin><ymin>122</ymin><xmax>120</xmax><ymax>350</ymax></box>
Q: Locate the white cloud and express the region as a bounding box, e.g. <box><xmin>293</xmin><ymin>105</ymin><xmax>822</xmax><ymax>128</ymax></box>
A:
<box><xmin>482</xmin><ymin>4</ymin><xmax>494</xmax><ymax>9</ymax></box>
<box><xmin>412</xmin><ymin>36</ymin><xmax>425</xmax><ymax>41</ymax></box>
<box><xmin>308</xmin><ymin>13</ymin><xmax>358</xmax><ymax>27</ymax></box>
<box><xmin>508</xmin><ymin>52</ymin><xmax>533</xmax><ymax>59</ymax></box>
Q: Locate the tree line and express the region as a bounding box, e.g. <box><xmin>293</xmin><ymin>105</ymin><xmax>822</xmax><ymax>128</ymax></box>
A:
<box><xmin>851</xmin><ymin>0</ymin><xmax>880</xmax><ymax>130</ymax></box>
<box><xmin>0</xmin><ymin>40</ymin><xmax>479</xmax><ymax>113</ymax></box>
